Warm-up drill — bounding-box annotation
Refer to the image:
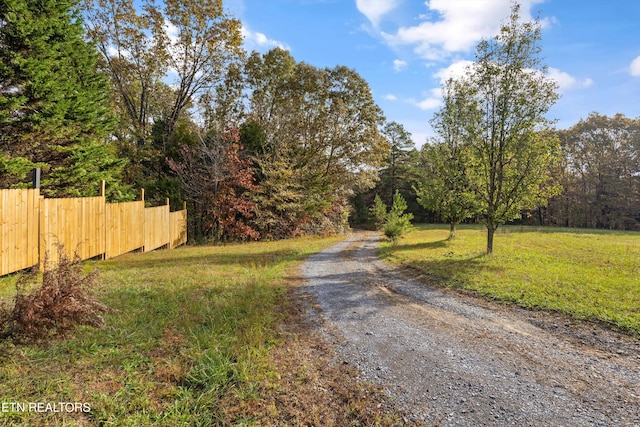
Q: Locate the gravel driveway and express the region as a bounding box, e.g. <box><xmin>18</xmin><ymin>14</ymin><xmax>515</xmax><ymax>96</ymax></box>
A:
<box><xmin>300</xmin><ymin>232</ymin><xmax>640</xmax><ymax>426</ymax></box>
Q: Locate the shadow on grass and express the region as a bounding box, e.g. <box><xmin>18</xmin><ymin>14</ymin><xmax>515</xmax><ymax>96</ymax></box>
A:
<box><xmin>406</xmin><ymin>253</ymin><xmax>499</xmax><ymax>284</ymax></box>
<box><xmin>384</xmin><ymin>239</ymin><xmax>449</xmax><ymax>252</ymax></box>
<box><xmin>380</xmin><ymin>238</ymin><xmax>500</xmax><ymax>280</ymax></box>
<box><xmin>99</xmin><ymin>247</ymin><xmax>309</xmax><ymax>272</ymax></box>
<box><xmin>381</xmin><ymin>242</ymin><xmax>500</xmax><ymax>287</ymax></box>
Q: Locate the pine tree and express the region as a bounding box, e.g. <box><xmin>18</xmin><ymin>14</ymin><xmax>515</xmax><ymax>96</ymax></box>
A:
<box><xmin>379</xmin><ymin>121</ymin><xmax>416</xmax><ymax>206</ymax></box>
<box><xmin>384</xmin><ymin>191</ymin><xmax>413</xmax><ymax>245</ymax></box>
<box><xmin>369</xmin><ymin>194</ymin><xmax>387</xmax><ymax>231</ymax></box>
<box><xmin>0</xmin><ymin>0</ymin><xmax>130</xmax><ymax>199</ymax></box>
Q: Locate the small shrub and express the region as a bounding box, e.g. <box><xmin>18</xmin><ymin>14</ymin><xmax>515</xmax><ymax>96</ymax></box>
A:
<box><xmin>383</xmin><ymin>216</ymin><xmax>410</xmax><ymax>244</ymax></box>
<box><xmin>0</xmin><ymin>246</ymin><xmax>108</xmax><ymax>343</ymax></box>
<box><xmin>383</xmin><ymin>191</ymin><xmax>413</xmax><ymax>245</ymax></box>
<box><xmin>369</xmin><ymin>194</ymin><xmax>387</xmax><ymax>231</ymax></box>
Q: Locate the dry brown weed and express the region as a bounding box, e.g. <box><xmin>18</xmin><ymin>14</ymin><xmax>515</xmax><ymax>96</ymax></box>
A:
<box><xmin>0</xmin><ymin>246</ymin><xmax>108</xmax><ymax>343</ymax></box>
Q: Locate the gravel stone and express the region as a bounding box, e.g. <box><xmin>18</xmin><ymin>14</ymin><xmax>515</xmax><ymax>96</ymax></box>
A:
<box><xmin>300</xmin><ymin>232</ymin><xmax>640</xmax><ymax>426</ymax></box>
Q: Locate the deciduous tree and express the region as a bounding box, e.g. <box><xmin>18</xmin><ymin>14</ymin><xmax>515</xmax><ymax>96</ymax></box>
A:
<box><xmin>555</xmin><ymin>113</ymin><xmax>640</xmax><ymax>230</ymax></box>
<box><xmin>463</xmin><ymin>3</ymin><xmax>560</xmax><ymax>253</ymax></box>
<box><xmin>83</xmin><ymin>0</ymin><xmax>243</xmax><ymax>146</ymax></box>
<box><xmin>83</xmin><ymin>0</ymin><xmax>243</xmax><ymax>206</ymax></box>
<box><xmin>168</xmin><ymin>127</ymin><xmax>258</xmax><ymax>242</ymax></box>
<box><xmin>243</xmin><ymin>48</ymin><xmax>388</xmax><ymax>238</ymax></box>
<box><xmin>416</xmin><ymin>79</ymin><xmax>480</xmax><ymax>239</ymax></box>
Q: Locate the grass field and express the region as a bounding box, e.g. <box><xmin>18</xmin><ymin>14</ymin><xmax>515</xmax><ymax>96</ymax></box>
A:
<box><xmin>380</xmin><ymin>224</ymin><xmax>640</xmax><ymax>336</ymax></box>
<box><xmin>0</xmin><ymin>235</ymin><xmax>342</xmax><ymax>426</ymax></box>
<box><xmin>1</xmin><ymin>225</ymin><xmax>637</xmax><ymax>424</ymax></box>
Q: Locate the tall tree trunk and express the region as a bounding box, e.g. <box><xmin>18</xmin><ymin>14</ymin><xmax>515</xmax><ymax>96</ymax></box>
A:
<box><xmin>537</xmin><ymin>207</ymin><xmax>544</xmax><ymax>226</ymax></box>
<box><xmin>486</xmin><ymin>222</ymin><xmax>496</xmax><ymax>254</ymax></box>
<box><xmin>449</xmin><ymin>222</ymin><xmax>457</xmax><ymax>240</ymax></box>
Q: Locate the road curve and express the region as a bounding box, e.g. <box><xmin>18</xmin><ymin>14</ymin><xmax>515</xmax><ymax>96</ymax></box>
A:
<box><xmin>300</xmin><ymin>232</ymin><xmax>640</xmax><ymax>426</ymax></box>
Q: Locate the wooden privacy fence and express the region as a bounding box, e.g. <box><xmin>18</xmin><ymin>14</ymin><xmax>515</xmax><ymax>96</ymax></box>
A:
<box><xmin>0</xmin><ymin>187</ymin><xmax>187</xmax><ymax>276</ymax></box>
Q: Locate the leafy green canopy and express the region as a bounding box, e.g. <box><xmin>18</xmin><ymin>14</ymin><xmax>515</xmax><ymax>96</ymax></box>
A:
<box><xmin>423</xmin><ymin>3</ymin><xmax>561</xmax><ymax>253</ymax></box>
<box><xmin>243</xmin><ymin>48</ymin><xmax>389</xmax><ymax>238</ymax></box>
<box><xmin>416</xmin><ymin>79</ymin><xmax>480</xmax><ymax>239</ymax></box>
<box><xmin>555</xmin><ymin>113</ymin><xmax>640</xmax><ymax>230</ymax></box>
<box><xmin>0</xmin><ymin>0</ymin><xmax>129</xmax><ymax>199</ymax></box>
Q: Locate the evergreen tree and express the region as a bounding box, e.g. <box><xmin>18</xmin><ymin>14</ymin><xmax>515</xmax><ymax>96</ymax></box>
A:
<box><xmin>384</xmin><ymin>191</ymin><xmax>413</xmax><ymax>245</ymax></box>
<box><xmin>379</xmin><ymin>121</ymin><xmax>416</xmax><ymax>206</ymax></box>
<box><xmin>0</xmin><ymin>0</ymin><xmax>129</xmax><ymax>199</ymax></box>
<box><xmin>369</xmin><ymin>194</ymin><xmax>387</xmax><ymax>231</ymax></box>
<box><xmin>353</xmin><ymin>121</ymin><xmax>422</xmax><ymax>227</ymax></box>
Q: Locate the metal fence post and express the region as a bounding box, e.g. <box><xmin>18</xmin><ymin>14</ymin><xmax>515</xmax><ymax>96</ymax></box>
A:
<box><xmin>31</xmin><ymin>168</ymin><xmax>41</xmax><ymax>189</ymax></box>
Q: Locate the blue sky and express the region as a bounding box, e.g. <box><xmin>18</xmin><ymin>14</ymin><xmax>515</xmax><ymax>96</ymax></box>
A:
<box><xmin>226</xmin><ymin>0</ymin><xmax>640</xmax><ymax>147</ymax></box>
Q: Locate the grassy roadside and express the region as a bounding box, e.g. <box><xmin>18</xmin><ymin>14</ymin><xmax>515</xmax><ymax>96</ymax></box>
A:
<box><xmin>380</xmin><ymin>225</ymin><xmax>640</xmax><ymax>336</ymax></box>
<box><xmin>0</xmin><ymin>235</ymin><xmax>356</xmax><ymax>426</ymax></box>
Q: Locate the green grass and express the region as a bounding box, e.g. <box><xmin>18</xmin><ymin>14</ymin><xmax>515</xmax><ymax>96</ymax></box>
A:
<box><xmin>380</xmin><ymin>224</ymin><xmax>640</xmax><ymax>336</ymax></box>
<box><xmin>0</xmin><ymin>235</ymin><xmax>342</xmax><ymax>426</ymax></box>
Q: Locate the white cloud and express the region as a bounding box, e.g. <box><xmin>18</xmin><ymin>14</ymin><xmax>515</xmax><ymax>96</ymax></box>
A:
<box><xmin>432</xmin><ymin>62</ymin><xmax>591</xmax><ymax>93</ymax></box>
<box><xmin>384</xmin><ymin>93</ymin><xmax>398</xmax><ymax>101</ymax></box>
<box><xmin>414</xmin><ymin>97</ymin><xmax>441</xmax><ymax>110</ymax></box>
<box><xmin>630</xmin><ymin>56</ymin><xmax>640</xmax><ymax>77</ymax></box>
<box><xmin>356</xmin><ymin>0</ymin><xmax>401</xmax><ymax>27</ymax></box>
<box><xmin>241</xmin><ymin>25</ymin><xmax>289</xmax><ymax>51</ymax></box>
<box><xmin>395</xmin><ymin>63</ymin><xmax>474</xmax><ymax>112</ymax></box>
<box><xmin>393</xmin><ymin>59</ymin><xmax>407</xmax><ymax>72</ymax></box>
<box><xmin>413</xmin><ymin>89</ymin><xmax>442</xmax><ymax>110</ymax></box>
<box><xmin>546</xmin><ymin>67</ymin><xmax>593</xmax><ymax>91</ymax></box>
<box><xmin>433</xmin><ymin>60</ymin><xmax>474</xmax><ymax>84</ymax></box>
<box><xmin>416</xmin><ymin>62</ymin><xmax>591</xmax><ymax>113</ymax></box>
<box><xmin>383</xmin><ymin>0</ymin><xmax>546</xmax><ymax>60</ymax></box>
<box><xmin>106</xmin><ymin>45</ymin><xmax>121</xmax><ymax>58</ymax></box>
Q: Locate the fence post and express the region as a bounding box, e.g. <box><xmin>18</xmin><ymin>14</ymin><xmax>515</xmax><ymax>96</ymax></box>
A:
<box><xmin>165</xmin><ymin>198</ymin><xmax>170</xmax><ymax>249</ymax></box>
<box><xmin>31</xmin><ymin>168</ymin><xmax>41</xmax><ymax>189</ymax></box>
<box><xmin>100</xmin><ymin>180</ymin><xmax>106</xmax><ymax>260</ymax></box>
<box><xmin>0</xmin><ymin>184</ymin><xmax>187</xmax><ymax>278</ymax></box>
<box><xmin>38</xmin><ymin>195</ymin><xmax>45</xmax><ymax>271</ymax></box>
<box><xmin>140</xmin><ymin>189</ymin><xmax>145</xmax><ymax>252</ymax></box>
<box><xmin>183</xmin><ymin>201</ymin><xmax>188</xmax><ymax>247</ymax></box>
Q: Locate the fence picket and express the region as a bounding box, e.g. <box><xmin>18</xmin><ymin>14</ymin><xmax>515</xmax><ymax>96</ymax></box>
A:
<box><xmin>0</xmin><ymin>188</ymin><xmax>186</xmax><ymax>276</ymax></box>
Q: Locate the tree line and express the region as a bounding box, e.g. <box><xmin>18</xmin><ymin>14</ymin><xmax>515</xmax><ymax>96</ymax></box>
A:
<box><xmin>354</xmin><ymin>4</ymin><xmax>640</xmax><ymax>254</ymax></box>
<box><xmin>0</xmin><ymin>0</ymin><xmax>386</xmax><ymax>242</ymax></box>
<box><xmin>359</xmin><ymin>112</ymin><xmax>640</xmax><ymax>245</ymax></box>
<box><xmin>1</xmin><ymin>0</ymin><xmax>638</xmax><ymax>249</ymax></box>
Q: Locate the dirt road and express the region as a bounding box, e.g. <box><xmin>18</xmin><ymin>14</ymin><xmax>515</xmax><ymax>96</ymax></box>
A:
<box><xmin>300</xmin><ymin>232</ymin><xmax>640</xmax><ymax>426</ymax></box>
